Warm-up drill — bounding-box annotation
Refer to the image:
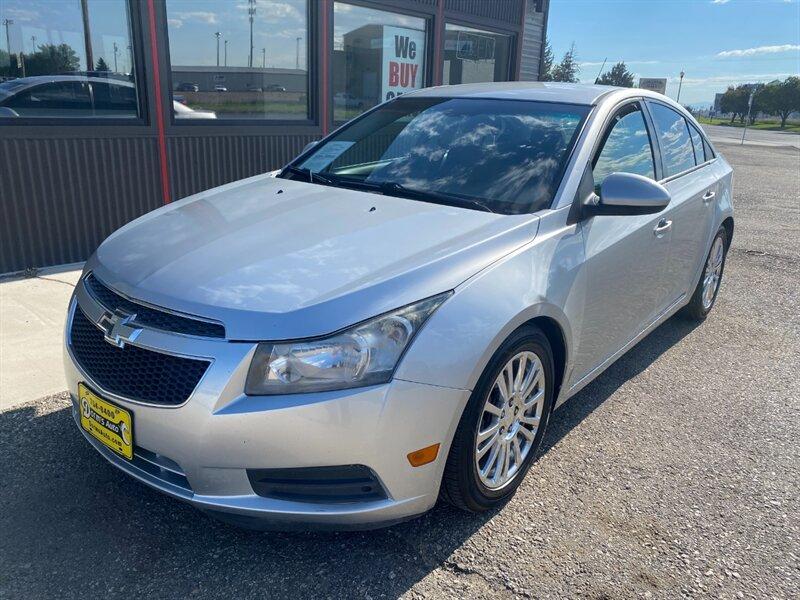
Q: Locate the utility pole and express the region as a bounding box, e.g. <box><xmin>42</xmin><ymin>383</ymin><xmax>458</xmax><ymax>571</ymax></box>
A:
<box><xmin>224</xmin><ymin>39</ymin><xmax>228</xmax><ymax>66</ymax></box>
<box><xmin>248</xmin><ymin>0</ymin><xmax>256</xmax><ymax>68</ymax></box>
<box><xmin>214</xmin><ymin>31</ymin><xmax>221</xmax><ymax>67</ymax></box>
<box><xmin>296</xmin><ymin>37</ymin><xmax>301</xmax><ymax>69</ymax></box>
<box><xmin>30</xmin><ymin>35</ymin><xmax>36</xmax><ymax>52</ymax></box>
<box><xmin>113</xmin><ymin>41</ymin><xmax>119</xmax><ymax>72</ymax></box>
<box><xmin>261</xmin><ymin>47</ymin><xmax>266</xmax><ymax>68</ymax></box>
<box><xmin>676</xmin><ymin>70</ymin><xmax>685</xmax><ymax>103</ymax></box>
<box><xmin>80</xmin><ymin>0</ymin><xmax>94</xmax><ymax>70</ymax></box>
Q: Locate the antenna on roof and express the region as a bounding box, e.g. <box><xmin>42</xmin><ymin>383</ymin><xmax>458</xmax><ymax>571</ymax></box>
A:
<box><xmin>594</xmin><ymin>58</ymin><xmax>607</xmax><ymax>84</ymax></box>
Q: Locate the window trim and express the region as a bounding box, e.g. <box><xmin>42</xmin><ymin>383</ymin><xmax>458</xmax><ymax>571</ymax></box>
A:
<box><xmin>162</xmin><ymin>0</ymin><xmax>316</xmax><ymax>127</ymax></box>
<box><xmin>644</xmin><ymin>99</ymin><xmax>718</xmax><ymax>184</ymax></box>
<box><xmin>0</xmin><ymin>0</ymin><xmax>148</xmax><ymax>127</ymax></box>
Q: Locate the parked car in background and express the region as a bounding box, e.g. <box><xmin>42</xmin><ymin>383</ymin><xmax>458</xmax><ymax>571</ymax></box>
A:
<box><xmin>176</xmin><ymin>82</ymin><xmax>200</xmax><ymax>92</ymax></box>
<box><xmin>333</xmin><ymin>91</ymin><xmax>366</xmax><ymax>110</ymax></box>
<box><xmin>0</xmin><ymin>75</ymin><xmax>216</xmax><ymax>119</ymax></box>
<box><xmin>213</xmin><ymin>85</ymin><xmax>228</xmax><ymax>92</ymax></box>
<box><xmin>64</xmin><ymin>83</ymin><xmax>732</xmax><ymax>530</ymax></box>
<box><xmin>264</xmin><ymin>84</ymin><xmax>287</xmax><ymax>92</ymax></box>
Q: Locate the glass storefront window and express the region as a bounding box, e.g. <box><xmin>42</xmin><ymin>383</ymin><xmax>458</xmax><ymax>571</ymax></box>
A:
<box><xmin>443</xmin><ymin>24</ymin><xmax>511</xmax><ymax>85</ymax></box>
<box><xmin>333</xmin><ymin>2</ymin><xmax>427</xmax><ymax>122</ymax></box>
<box><xmin>165</xmin><ymin>0</ymin><xmax>308</xmax><ymax>121</ymax></box>
<box><xmin>0</xmin><ymin>0</ymin><xmax>138</xmax><ymax>119</ymax></box>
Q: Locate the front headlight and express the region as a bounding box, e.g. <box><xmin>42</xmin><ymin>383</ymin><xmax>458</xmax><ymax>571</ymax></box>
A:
<box><xmin>245</xmin><ymin>292</ymin><xmax>451</xmax><ymax>395</ymax></box>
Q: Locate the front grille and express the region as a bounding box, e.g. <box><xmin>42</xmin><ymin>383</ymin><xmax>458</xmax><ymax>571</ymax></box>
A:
<box><xmin>84</xmin><ymin>273</ymin><xmax>225</xmax><ymax>338</ymax></box>
<box><xmin>247</xmin><ymin>465</ymin><xmax>388</xmax><ymax>504</ymax></box>
<box><xmin>69</xmin><ymin>306</ymin><xmax>210</xmax><ymax>406</ymax></box>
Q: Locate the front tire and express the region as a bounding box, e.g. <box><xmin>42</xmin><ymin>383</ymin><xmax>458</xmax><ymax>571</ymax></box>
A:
<box><xmin>682</xmin><ymin>226</ymin><xmax>728</xmax><ymax>321</ymax></box>
<box><xmin>440</xmin><ymin>326</ymin><xmax>554</xmax><ymax>512</ymax></box>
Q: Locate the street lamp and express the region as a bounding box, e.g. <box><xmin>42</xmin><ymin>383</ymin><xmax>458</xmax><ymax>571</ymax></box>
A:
<box><xmin>224</xmin><ymin>39</ymin><xmax>228</xmax><ymax>67</ymax></box>
<box><xmin>214</xmin><ymin>31</ymin><xmax>221</xmax><ymax>67</ymax></box>
<box><xmin>296</xmin><ymin>36</ymin><xmax>301</xmax><ymax>69</ymax></box>
<box><xmin>3</xmin><ymin>19</ymin><xmax>14</xmax><ymax>56</ymax></box>
<box><xmin>676</xmin><ymin>70</ymin><xmax>685</xmax><ymax>103</ymax></box>
<box><xmin>262</xmin><ymin>47</ymin><xmax>266</xmax><ymax>69</ymax></box>
<box><xmin>248</xmin><ymin>0</ymin><xmax>256</xmax><ymax>68</ymax></box>
<box><xmin>113</xmin><ymin>41</ymin><xmax>119</xmax><ymax>72</ymax></box>
<box><xmin>30</xmin><ymin>35</ymin><xmax>36</xmax><ymax>52</ymax></box>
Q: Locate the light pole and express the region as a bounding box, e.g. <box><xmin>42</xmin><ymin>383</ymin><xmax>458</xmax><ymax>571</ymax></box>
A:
<box><xmin>248</xmin><ymin>0</ymin><xmax>256</xmax><ymax>68</ymax></box>
<box><xmin>3</xmin><ymin>19</ymin><xmax>14</xmax><ymax>57</ymax></box>
<box><xmin>214</xmin><ymin>31</ymin><xmax>221</xmax><ymax>67</ymax></box>
<box><xmin>224</xmin><ymin>39</ymin><xmax>228</xmax><ymax>66</ymax></box>
<box><xmin>80</xmin><ymin>0</ymin><xmax>94</xmax><ymax>70</ymax></box>
<box><xmin>30</xmin><ymin>35</ymin><xmax>36</xmax><ymax>52</ymax></box>
<box><xmin>113</xmin><ymin>41</ymin><xmax>119</xmax><ymax>72</ymax></box>
<box><xmin>296</xmin><ymin>36</ymin><xmax>301</xmax><ymax>69</ymax></box>
<box><xmin>261</xmin><ymin>47</ymin><xmax>266</xmax><ymax>69</ymax></box>
<box><xmin>676</xmin><ymin>70</ymin><xmax>685</xmax><ymax>103</ymax></box>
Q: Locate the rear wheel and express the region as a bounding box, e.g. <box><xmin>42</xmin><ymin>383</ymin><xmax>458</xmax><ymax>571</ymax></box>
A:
<box><xmin>440</xmin><ymin>326</ymin><xmax>554</xmax><ymax>512</ymax></box>
<box><xmin>682</xmin><ymin>226</ymin><xmax>728</xmax><ymax>321</ymax></box>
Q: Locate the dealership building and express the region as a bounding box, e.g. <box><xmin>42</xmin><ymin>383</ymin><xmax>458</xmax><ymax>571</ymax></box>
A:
<box><xmin>1</xmin><ymin>0</ymin><xmax>549</xmax><ymax>274</ymax></box>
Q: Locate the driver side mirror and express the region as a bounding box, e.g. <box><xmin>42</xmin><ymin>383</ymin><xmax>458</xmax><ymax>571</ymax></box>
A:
<box><xmin>583</xmin><ymin>172</ymin><xmax>671</xmax><ymax>217</ymax></box>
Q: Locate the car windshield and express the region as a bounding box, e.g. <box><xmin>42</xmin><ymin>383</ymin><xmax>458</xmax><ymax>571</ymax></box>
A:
<box><xmin>286</xmin><ymin>97</ymin><xmax>589</xmax><ymax>214</ymax></box>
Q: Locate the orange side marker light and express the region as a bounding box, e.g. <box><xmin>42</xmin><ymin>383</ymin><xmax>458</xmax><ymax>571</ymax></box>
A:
<box><xmin>407</xmin><ymin>443</ymin><xmax>440</xmax><ymax>467</ymax></box>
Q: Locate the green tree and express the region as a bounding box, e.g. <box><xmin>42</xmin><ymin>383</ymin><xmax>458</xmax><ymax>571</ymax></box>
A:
<box><xmin>596</xmin><ymin>61</ymin><xmax>635</xmax><ymax>87</ymax></box>
<box><xmin>551</xmin><ymin>43</ymin><xmax>579</xmax><ymax>83</ymax></box>
<box><xmin>539</xmin><ymin>39</ymin><xmax>554</xmax><ymax>81</ymax></box>
<box><xmin>24</xmin><ymin>43</ymin><xmax>80</xmax><ymax>76</ymax></box>
<box><xmin>758</xmin><ymin>76</ymin><xmax>800</xmax><ymax>128</ymax></box>
<box><xmin>719</xmin><ymin>84</ymin><xmax>763</xmax><ymax>124</ymax></box>
<box><xmin>94</xmin><ymin>56</ymin><xmax>110</xmax><ymax>72</ymax></box>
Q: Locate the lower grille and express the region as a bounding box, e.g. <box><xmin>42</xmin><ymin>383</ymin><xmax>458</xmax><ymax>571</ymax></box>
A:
<box><xmin>69</xmin><ymin>306</ymin><xmax>210</xmax><ymax>406</ymax></box>
<box><xmin>247</xmin><ymin>465</ymin><xmax>388</xmax><ymax>504</ymax></box>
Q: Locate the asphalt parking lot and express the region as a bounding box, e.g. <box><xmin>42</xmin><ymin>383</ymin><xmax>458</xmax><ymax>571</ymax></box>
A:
<box><xmin>1</xmin><ymin>142</ymin><xmax>798</xmax><ymax>599</ymax></box>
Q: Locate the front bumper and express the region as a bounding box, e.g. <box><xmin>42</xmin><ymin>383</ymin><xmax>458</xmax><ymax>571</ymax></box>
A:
<box><xmin>64</xmin><ymin>294</ymin><xmax>470</xmax><ymax>529</ymax></box>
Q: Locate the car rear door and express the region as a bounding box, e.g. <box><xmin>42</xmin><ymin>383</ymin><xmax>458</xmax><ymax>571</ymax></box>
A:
<box><xmin>645</xmin><ymin>101</ymin><xmax>717</xmax><ymax>309</ymax></box>
<box><xmin>571</xmin><ymin>100</ymin><xmax>670</xmax><ymax>383</ymax></box>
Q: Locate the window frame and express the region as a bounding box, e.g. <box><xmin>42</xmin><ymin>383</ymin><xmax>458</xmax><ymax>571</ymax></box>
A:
<box><xmin>0</xmin><ymin>0</ymin><xmax>148</xmax><ymax>127</ymax></box>
<box><xmin>643</xmin><ymin>99</ymin><xmax>718</xmax><ymax>183</ymax></box>
<box><xmin>441</xmin><ymin>20</ymin><xmax>516</xmax><ymax>86</ymax></box>
<box><xmin>162</xmin><ymin>0</ymin><xmax>316</xmax><ymax>127</ymax></box>
<box><xmin>331</xmin><ymin>0</ymin><xmax>434</xmax><ymax>126</ymax></box>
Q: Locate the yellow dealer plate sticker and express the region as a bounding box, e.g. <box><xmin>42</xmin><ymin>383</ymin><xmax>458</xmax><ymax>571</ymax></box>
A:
<box><xmin>79</xmin><ymin>383</ymin><xmax>134</xmax><ymax>460</ymax></box>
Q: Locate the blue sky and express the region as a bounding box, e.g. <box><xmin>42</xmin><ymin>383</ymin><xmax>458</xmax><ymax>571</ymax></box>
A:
<box><xmin>547</xmin><ymin>0</ymin><xmax>800</xmax><ymax>106</ymax></box>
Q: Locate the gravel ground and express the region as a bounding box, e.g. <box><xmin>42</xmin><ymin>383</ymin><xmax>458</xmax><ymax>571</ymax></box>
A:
<box><xmin>1</xmin><ymin>143</ymin><xmax>798</xmax><ymax>600</ymax></box>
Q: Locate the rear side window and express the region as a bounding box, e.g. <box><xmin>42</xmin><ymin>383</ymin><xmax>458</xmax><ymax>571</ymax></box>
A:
<box><xmin>703</xmin><ymin>137</ymin><xmax>715</xmax><ymax>162</ymax></box>
<box><xmin>593</xmin><ymin>103</ymin><xmax>656</xmax><ymax>186</ymax></box>
<box><xmin>4</xmin><ymin>81</ymin><xmax>92</xmax><ymax>117</ymax></box>
<box><xmin>649</xmin><ymin>102</ymin><xmax>695</xmax><ymax>178</ymax></box>
<box><xmin>688</xmin><ymin>123</ymin><xmax>706</xmax><ymax>165</ymax></box>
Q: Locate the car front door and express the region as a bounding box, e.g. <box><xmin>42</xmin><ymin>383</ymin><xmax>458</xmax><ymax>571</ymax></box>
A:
<box><xmin>646</xmin><ymin>101</ymin><xmax>717</xmax><ymax>309</ymax></box>
<box><xmin>571</xmin><ymin>101</ymin><xmax>671</xmax><ymax>385</ymax></box>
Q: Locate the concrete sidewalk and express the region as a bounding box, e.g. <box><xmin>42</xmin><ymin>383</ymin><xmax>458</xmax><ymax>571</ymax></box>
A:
<box><xmin>0</xmin><ymin>265</ymin><xmax>82</xmax><ymax>410</ymax></box>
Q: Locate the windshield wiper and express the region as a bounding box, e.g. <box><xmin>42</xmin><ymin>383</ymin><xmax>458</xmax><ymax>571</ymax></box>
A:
<box><xmin>281</xmin><ymin>165</ymin><xmax>339</xmax><ymax>186</ymax></box>
<box><xmin>378</xmin><ymin>181</ymin><xmax>495</xmax><ymax>213</ymax></box>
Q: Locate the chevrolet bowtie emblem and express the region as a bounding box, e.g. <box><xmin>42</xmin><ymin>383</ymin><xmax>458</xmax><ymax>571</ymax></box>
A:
<box><xmin>98</xmin><ymin>310</ymin><xmax>141</xmax><ymax>348</ymax></box>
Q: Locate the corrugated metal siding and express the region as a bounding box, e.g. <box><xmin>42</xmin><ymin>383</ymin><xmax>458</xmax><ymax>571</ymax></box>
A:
<box><xmin>0</xmin><ymin>136</ymin><xmax>162</xmax><ymax>273</ymax></box>
<box><xmin>520</xmin><ymin>0</ymin><xmax>546</xmax><ymax>81</ymax></box>
<box><xmin>445</xmin><ymin>0</ymin><xmax>523</xmax><ymax>24</ymax></box>
<box><xmin>167</xmin><ymin>134</ymin><xmax>320</xmax><ymax>200</ymax></box>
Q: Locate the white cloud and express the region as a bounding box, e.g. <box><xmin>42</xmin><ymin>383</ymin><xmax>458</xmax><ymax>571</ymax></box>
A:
<box><xmin>716</xmin><ymin>44</ymin><xmax>800</xmax><ymax>58</ymax></box>
<box><xmin>666</xmin><ymin>72</ymin><xmax>795</xmax><ymax>84</ymax></box>
<box><xmin>711</xmin><ymin>0</ymin><xmax>730</xmax><ymax>5</ymax></box>
<box><xmin>6</xmin><ymin>7</ymin><xmax>39</xmax><ymax>21</ymax></box>
<box><xmin>168</xmin><ymin>18</ymin><xmax>183</xmax><ymax>29</ymax></box>
<box><xmin>174</xmin><ymin>11</ymin><xmax>218</xmax><ymax>25</ymax></box>
<box><xmin>580</xmin><ymin>60</ymin><xmax>660</xmax><ymax>67</ymax></box>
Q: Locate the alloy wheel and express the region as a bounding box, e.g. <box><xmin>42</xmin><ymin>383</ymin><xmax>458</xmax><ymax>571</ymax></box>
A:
<box><xmin>702</xmin><ymin>236</ymin><xmax>725</xmax><ymax>310</ymax></box>
<box><xmin>475</xmin><ymin>351</ymin><xmax>546</xmax><ymax>490</ymax></box>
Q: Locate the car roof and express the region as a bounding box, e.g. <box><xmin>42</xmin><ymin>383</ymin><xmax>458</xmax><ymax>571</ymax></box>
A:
<box><xmin>0</xmin><ymin>74</ymin><xmax>134</xmax><ymax>90</ymax></box>
<box><xmin>407</xmin><ymin>82</ymin><xmax>621</xmax><ymax>106</ymax></box>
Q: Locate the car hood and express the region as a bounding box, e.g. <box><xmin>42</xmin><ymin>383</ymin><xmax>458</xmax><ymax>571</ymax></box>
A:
<box><xmin>87</xmin><ymin>175</ymin><xmax>539</xmax><ymax>340</ymax></box>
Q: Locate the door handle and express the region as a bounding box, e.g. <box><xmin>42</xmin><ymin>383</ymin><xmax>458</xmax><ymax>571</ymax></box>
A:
<box><xmin>653</xmin><ymin>219</ymin><xmax>672</xmax><ymax>237</ymax></box>
<box><xmin>702</xmin><ymin>190</ymin><xmax>716</xmax><ymax>203</ymax></box>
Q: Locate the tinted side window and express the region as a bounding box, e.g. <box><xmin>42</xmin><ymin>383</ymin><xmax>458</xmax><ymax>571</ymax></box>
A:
<box><xmin>91</xmin><ymin>81</ymin><xmax>138</xmax><ymax>117</ymax></box>
<box><xmin>703</xmin><ymin>138</ymin><xmax>715</xmax><ymax>162</ymax></box>
<box><xmin>593</xmin><ymin>104</ymin><xmax>655</xmax><ymax>186</ymax></box>
<box><xmin>688</xmin><ymin>123</ymin><xmax>705</xmax><ymax>165</ymax></box>
<box><xmin>649</xmin><ymin>103</ymin><xmax>695</xmax><ymax>177</ymax></box>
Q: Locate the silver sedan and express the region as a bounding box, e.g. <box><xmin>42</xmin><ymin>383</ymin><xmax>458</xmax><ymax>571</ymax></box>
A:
<box><xmin>64</xmin><ymin>82</ymin><xmax>733</xmax><ymax>529</ymax></box>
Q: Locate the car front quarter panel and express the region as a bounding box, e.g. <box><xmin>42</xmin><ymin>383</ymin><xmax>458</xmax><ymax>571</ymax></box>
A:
<box><xmin>395</xmin><ymin>208</ymin><xmax>582</xmax><ymax>403</ymax></box>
